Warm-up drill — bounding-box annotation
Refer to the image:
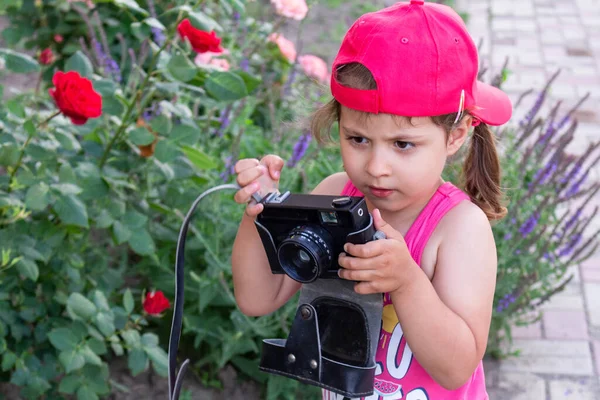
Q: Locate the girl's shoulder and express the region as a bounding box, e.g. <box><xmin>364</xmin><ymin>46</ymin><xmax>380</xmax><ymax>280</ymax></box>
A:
<box><xmin>310</xmin><ymin>172</ymin><xmax>349</xmax><ymax>196</ymax></box>
<box><xmin>437</xmin><ymin>197</ymin><xmax>491</xmax><ymax>236</ymax></box>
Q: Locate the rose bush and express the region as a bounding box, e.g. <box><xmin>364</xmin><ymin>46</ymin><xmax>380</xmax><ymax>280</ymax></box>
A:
<box><xmin>0</xmin><ymin>0</ymin><xmax>331</xmax><ymax>399</ymax></box>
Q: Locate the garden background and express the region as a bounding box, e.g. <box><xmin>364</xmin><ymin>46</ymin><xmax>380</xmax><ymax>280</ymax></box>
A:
<box><xmin>1</xmin><ymin>0</ymin><xmax>599</xmax><ymax>399</ymax></box>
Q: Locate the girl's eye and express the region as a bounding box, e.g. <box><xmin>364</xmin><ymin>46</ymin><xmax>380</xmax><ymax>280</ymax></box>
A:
<box><xmin>396</xmin><ymin>141</ymin><xmax>415</xmax><ymax>150</ymax></box>
<box><xmin>349</xmin><ymin>136</ymin><xmax>367</xmax><ymax>145</ymax></box>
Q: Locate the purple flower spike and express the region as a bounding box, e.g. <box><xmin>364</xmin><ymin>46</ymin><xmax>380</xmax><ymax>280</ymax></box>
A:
<box><xmin>519</xmin><ymin>213</ymin><xmax>540</xmax><ymax>238</ymax></box>
<box><xmin>287</xmin><ymin>132</ymin><xmax>312</xmax><ymax>167</ymax></box>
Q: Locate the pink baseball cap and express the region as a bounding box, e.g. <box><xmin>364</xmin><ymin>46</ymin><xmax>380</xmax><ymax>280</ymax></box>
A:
<box><xmin>330</xmin><ymin>0</ymin><xmax>512</xmax><ymax>126</ymax></box>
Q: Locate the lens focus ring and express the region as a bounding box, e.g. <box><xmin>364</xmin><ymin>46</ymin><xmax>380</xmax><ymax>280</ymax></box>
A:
<box><xmin>277</xmin><ymin>225</ymin><xmax>333</xmax><ymax>283</ymax></box>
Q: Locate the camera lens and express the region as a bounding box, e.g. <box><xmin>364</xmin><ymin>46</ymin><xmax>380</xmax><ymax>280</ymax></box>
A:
<box><xmin>277</xmin><ymin>225</ymin><xmax>333</xmax><ymax>283</ymax></box>
<box><xmin>298</xmin><ymin>249</ymin><xmax>310</xmax><ymax>263</ymax></box>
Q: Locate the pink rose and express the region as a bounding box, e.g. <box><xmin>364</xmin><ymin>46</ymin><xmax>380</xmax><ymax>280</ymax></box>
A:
<box><xmin>268</xmin><ymin>33</ymin><xmax>297</xmax><ymax>63</ymax></box>
<box><xmin>270</xmin><ymin>0</ymin><xmax>308</xmax><ymax>21</ymax></box>
<box><xmin>298</xmin><ymin>55</ymin><xmax>329</xmax><ymax>83</ymax></box>
<box><xmin>194</xmin><ymin>50</ymin><xmax>230</xmax><ymax>71</ymax></box>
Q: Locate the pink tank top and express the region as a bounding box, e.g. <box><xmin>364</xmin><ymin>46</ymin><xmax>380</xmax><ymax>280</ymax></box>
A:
<box><xmin>322</xmin><ymin>180</ymin><xmax>489</xmax><ymax>400</ymax></box>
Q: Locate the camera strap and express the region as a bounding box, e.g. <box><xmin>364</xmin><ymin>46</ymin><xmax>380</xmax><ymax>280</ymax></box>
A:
<box><xmin>168</xmin><ymin>184</ymin><xmax>241</xmax><ymax>400</ymax></box>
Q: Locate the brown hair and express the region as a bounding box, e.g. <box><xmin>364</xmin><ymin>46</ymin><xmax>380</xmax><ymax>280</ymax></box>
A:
<box><xmin>310</xmin><ymin>63</ymin><xmax>507</xmax><ymax>221</ymax></box>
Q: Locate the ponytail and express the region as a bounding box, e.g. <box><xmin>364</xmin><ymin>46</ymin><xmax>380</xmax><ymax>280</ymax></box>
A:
<box><xmin>463</xmin><ymin>123</ymin><xmax>507</xmax><ymax>221</ymax></box>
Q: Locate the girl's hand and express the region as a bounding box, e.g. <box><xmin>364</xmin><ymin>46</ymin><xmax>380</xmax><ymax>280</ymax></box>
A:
<box><xmin>338</xmin><ymin>208</ymin><xmax>418</xmax><ymax>295</ymax></box>
<box><xmin>233</xmin><ymin>154</ymin><xmax>284</xmax><ymax>218</ymax></box>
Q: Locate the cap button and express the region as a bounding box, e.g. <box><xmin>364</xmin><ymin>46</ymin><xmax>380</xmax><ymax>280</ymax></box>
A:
<box><xmin>410</xmin><ymin>0</ymin><xmax>425</xmax><ymax>4</ymax></box>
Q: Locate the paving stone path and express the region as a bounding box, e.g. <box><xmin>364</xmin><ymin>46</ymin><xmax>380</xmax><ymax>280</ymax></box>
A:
<box><xmin>457</xmin><ymin>0</ymin><xmax>600</xmax><ymax>398</ymax></box>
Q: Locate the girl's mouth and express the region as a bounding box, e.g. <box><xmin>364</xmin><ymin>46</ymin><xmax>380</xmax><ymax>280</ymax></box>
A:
<box><xmin>368</xmin><ymin>186</ymin><xmax>394</xmax><ymax>198</ymax></box>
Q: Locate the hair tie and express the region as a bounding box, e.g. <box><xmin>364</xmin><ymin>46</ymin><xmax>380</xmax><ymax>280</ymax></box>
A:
<box><xmin>472</xmin><ymin>118</ymin><xmax>481</xmax><ymax>127</ymax></box>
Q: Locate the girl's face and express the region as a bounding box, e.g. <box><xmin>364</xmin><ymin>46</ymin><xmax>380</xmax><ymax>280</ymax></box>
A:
<box><xmin>339</xmin><ymin>106</ymin><xmax>459</xmax><ymax>215</ymax></box>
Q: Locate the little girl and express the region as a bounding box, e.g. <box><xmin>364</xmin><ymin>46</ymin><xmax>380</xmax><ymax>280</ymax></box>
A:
<box><xmin>231</xmin><ymin>1</ymin><xmax>512</xmax><ymax>399</ymax></box>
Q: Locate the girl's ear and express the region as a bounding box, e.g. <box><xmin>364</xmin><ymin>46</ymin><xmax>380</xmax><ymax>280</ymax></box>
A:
<box><xmin>446</xmin><ymin>116</ymin><xmax>472</xmax><ymax>156</ymax></box>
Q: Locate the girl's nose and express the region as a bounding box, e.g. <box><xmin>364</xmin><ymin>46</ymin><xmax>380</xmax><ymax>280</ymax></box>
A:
<box><xmin>365</xmin><ymin>152</ymin><xmax>392</xmax><ymax>178</ymax></box>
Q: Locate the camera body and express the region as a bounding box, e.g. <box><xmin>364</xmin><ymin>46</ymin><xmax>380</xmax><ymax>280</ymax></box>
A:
<box><xmin>254</xmin><ymin>190</ymin><xmax>377</xmax><ymax>283</ymax></box>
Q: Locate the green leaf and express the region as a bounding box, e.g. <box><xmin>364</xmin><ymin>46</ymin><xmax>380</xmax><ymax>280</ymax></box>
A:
<box><xmin>23</xmin><ymin>120</ymin><xmax>35</xmax><ymax>135</ymax></box>
<box><xmin>154</xmin><ymin>140</ymin><xmax>180</xmax><ymax>163</ymax></box>
<box><xmin>10</xmin><ymin>366</ymin><xmax>28</xmax><ymax>386</ymax></box>
<box><xmin>128</xmin><ymin>348</ymin><xmax>148</xmax><ymax>376</ymax></box>
<box><xmin>59</xmin><ymin>374</ymin><xmax>81</xmax><ymax>394</ymax></box>
<box><xmin>59</xmin><ymin>163</ymin><xmax>77</xmax><ymax>183</ymax></box>
<box><xmin>0</xmin><ymin>0</ymin><xmax>23</xmax><ymax>14</ymax></box>
<box><xmin>17</xmin><ymin>259</ymin><xmax>39</xmax><ymax>282</ymax></box>
<box><xmin>167</xmin><ymin>54</ymin><xmax>197</xmax><ymax>83</ymax></box>
<box><xmin>77</xmin><ymin>385</ymin><xmax>99</xmax><ymax>400</ymax></box>
<box><xmin>95</xmin><ymin>209</ymin><xmax>114</xmax><ymax>229</ymax></box>
<box><xmin>6</xmin><ymin>98</ymin><xmax>25</xmax><ymax>118</ymax></box>
<box><xmin>80</xmin><ymin>345</ymin><xmax>102</xmax><ymax>366</ymax></box>
<box><xmin>149</xmin><ymin>115</ymin><xmax>172</xmax><ymax>136</ymax></box>
<box><xmin>114</xmin><ymin>0</ymin><xmax>149</xmax><ymax>15</ymax></box>
<box><xmin>143</xmin><ymin>17</ymin><xmax>166</xmax><ymax>30</ymax></box>
<box><xmin>93</xmin><ymin>79</ymin><xmax>117</xmax><ymax>97</ymax></box>
<box><xmin>141</xmin><ymin>333</ymin><xmax>159</xmax><ymax>348</ymax></box>
<box><xmin>48</xmin><ymin>328</ymin><xmax>79</xmax><ymax>351</ymax></box>
<box><xmin>64</xmin><ymin>51</ymin><xmax>94</xmax><ymax>79</ymax></box>
<box><xmin>123</xmin><ymin>210</ymin><xmax>148</xmax><ymax>229</ymax></box>
<box><xmin>170</xmin><ymin>124</ymin><xmax>200</xmax><ymax>145</ymax></box>
<box><xmin>225</xmin><ymin>0</ymin><xmax>245</xmax><ymax>13</ymax></box>
<box><xmin>51</xmin><ymin>183</ymin><xmax>83</xmax><ymax>195</ymax></box>
<box><xmin>129</xmin><ymin>127</ymin><xmax>156</xmax><ymax>146</ymax></box>
<box><xmin>93</xmin><ymin>291</ymin><xmax>110</xmax><ymax>312</ymax></box>
<box><xmin>145</xmin><ymin>346</ymin><xmax>168</xmax><ymax>377</ymax></box>
<box><xmin>235</xmin><ymin>70</ymin><xmax>262</xmax><ymax>94</ymax></box>
<box><xmin>0</xmin><ymin>143</ymin><xmax>20</xmax><ymax>166</ymax></box>
<box><xmin>112</xmin><ymin>221</ymin><xmax>132</xmax><ymax>245</ymax></box>
<box><xmin>68</xmin><ymin>293</ymin><xmax>98</xmax><ymax>320</ymax></box>
<box><xmin>188</xmin><ymin>11</ymin><xmax>223</xmax><ymax>32</ymax></box>
<box><xmin>111</xmin><ymin>343</ymin><xmax>124</xmax><ymax>356</ymax></box>
<box><xmin>130</xmin><ymin>21</ymin><xmax>150</xmax><ymax>41</ymax></box>
<box><xmin>87</xmin><ymin>338</ymin><xmax>107</xmax><ymax>355</ymax></box>
<box><xmin>121</xmin><ymin>329</ymin><xmax>141</xmax><ymax>348</ymax></box>
<box><xmin>54</xmin><ymin>194</ymin><xmax>89</xmax><ymax>228</ymax></box>
<box><xmin>2</xmin><ymin>352</ymin><xmax>17</xmax><ymax>372</ymax></box>
<box><xmin>123</xmin><ymin>289</ymin><xmax>134</xmax><ymax>314</ymax></box>
<box><xmin>59</xmin><ymin>350</ymin><xmax>85</xmax><ymax>373</ymax></box>
<box><xmin>0</xmin><ymin>48</ymin><xmax>40</xmax><ymax>73</ymax></box>
<box><xmin>94</xmin><ymin>313</ymin><xmax>115</xmax><ymax>337</ymax></box>
<box><xmin>205</xmin><ymin>71</ymin><xmax>248</xmax><ymax>101</ymax></box>
<box><xmin>128</xmin><ymin>229</ymin><xmax>155</xmax><ymax>256</ymax></box>
<box><xmin>102</xmin><ymin>95</ymin><xmax>125</xmax><ymax>116</ymax></box>
<box><xmin>55</xmin><ymin>130</ymin><xmax>82</xmax><ymax>151</ymax></box>
<box><xmin>181</xmin><ymin>145</ymin><xmax>218</xmax><ymax>170</ymax></box>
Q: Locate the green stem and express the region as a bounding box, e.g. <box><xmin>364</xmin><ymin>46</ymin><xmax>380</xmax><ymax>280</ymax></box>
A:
<box><xmin>8</xmin><ymin>110</ymin><xmax>61</xmax><ymax>193</ymax></box>
<box><xmin>98</xmin><ymin>7</ymin><xmax>191</xmax><ymax>169</ymax></box>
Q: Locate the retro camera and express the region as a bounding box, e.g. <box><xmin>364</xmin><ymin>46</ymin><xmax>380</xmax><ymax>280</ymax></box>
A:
<box><xmin>254</xmin><ymin>189</ymin><xmax>384</xmax><ymax>398</ymax></box>
<box><xmin>254</xmin><ymin>190</ymin><xmax>380</xmax><ymax>283</ymax></box>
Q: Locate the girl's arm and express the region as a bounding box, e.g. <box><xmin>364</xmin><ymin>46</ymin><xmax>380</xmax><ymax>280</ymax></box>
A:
<box><xmin>390</xmin><ymin>201</ymin><xmax>497</xmax><ymax>390</ymax></box>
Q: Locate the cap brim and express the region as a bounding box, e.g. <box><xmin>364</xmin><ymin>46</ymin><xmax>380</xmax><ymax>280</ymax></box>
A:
<box><xmin>470</xmin><ymin>81</ymin><xmax>513</xmax><ymax>126</ymax></box>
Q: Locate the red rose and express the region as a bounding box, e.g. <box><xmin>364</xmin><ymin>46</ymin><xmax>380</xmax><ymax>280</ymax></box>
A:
<box><xmin>48</xmin><ymin>71</ymin><xmax>102</xmax><ymax>125</ymax></box>
<box><xmin>143</xmin><ymin>290</ymin><xmax>170</xmax><ymax>315</ymax></box>
<box><xmin>177</xmin><ymin>19</ymin><xmax>223</xmax><ymax>53</ymax></box>
<box><xmin>39</xmin><ymin>48</ymin><xmax>54</xmax><ymax>65</ymax></box>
